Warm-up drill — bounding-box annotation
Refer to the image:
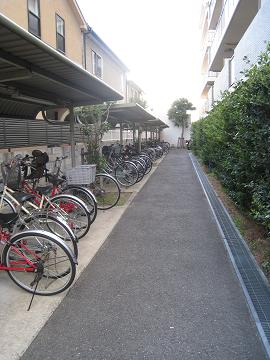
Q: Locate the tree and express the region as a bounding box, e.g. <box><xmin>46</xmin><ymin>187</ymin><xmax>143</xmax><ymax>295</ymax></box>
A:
<box><xmin>74</xmin><ymin>103</ymin><xmax>112</xmax><ymax>169</ymax></box>
<box><xmin>167</xmin><ymin>98</ymin><xmax>196</xmax><ymax>147</ymax></box>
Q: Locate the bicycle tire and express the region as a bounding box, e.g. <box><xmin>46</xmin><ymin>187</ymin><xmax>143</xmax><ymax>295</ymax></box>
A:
<box><xmin>21</xmin><ymin>212</ymin><xmax>78</xmax><ymax>258</ymax></box>
<box><xmin>139</xmin><ymin>154</ymin><xmax>153</xmax><ymax>174</ymax></box>
<box><xmin>131</xmin><ymin>159</ymin><xmax>145</xmax><ymax>183</ymax></box>
<box><xmin>3</xmin><ymin>230</ymin><xmax>76</xmax><ymax>295</ymax></box>
<box><xmin>62</xmin><ymin>185</ymin><xmax>97</xmax><ymax>224</ymax></box>
<box><xmin>114</xmin><ymin>161</ymin><xmax>138</xmax><ymax>187</ymax></box>
<box><xmin>0</xmin><ymin>196</ymin><xmax>16</xmax><ymax>214</ymax></box>
<box><xmin>89</xmin><ymin>173</ymin><xmax>121</xmax><ymax>210</ymax></box>
<box><xmin>45</xmin><ymin>194</ymin><xmax>91</xmax><ymax>239</ymax></box>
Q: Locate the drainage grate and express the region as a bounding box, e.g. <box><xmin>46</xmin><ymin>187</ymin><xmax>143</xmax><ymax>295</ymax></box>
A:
<box><xmin>190</xmin><ymin>153</ymin><xmax>270</xmax><ymax>356</ymax></box>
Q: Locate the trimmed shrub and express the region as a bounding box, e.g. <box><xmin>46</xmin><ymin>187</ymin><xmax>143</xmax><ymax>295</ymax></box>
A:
<box><xmin>192</xmin><ymin>43</ymin><xmax>270</xmax><ymax>230</ymax></box>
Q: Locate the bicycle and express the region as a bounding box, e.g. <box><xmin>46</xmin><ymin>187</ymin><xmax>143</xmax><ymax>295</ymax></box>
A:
<box><xmin>1</xmin><ymin>158</ymin><xmax>91</xmax><ymax>240</ymax></box>
<box><xmin>45</xmin><ymin>155</ymin><xmax>97</xmax><ymax>224</ymax></box>
<box><xmin>0</xmin><ymin>215</ymin><xmax>77</xmax><ymax>296</ymax></box>
<box><xmin>52</xmin><ymin>153</ymin><xmax>121</xmax><ymax>211</ymax></box>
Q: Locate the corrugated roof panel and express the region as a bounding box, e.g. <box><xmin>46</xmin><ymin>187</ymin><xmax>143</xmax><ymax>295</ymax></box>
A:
<box><xmin>0</xmin><ymin>99</ymin><xmax>40</xmax><ymax>118</ymax></box>
<box><xmin>0</xmin><ymin>13</ymin><xmax>122</xmax><ymax>117</ymax></box>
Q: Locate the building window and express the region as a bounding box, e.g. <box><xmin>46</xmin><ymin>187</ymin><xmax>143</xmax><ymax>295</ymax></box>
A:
<box><xmin>28</xmin><ymin>0</ymin><xmax>40</xmax><ymax>37</ymax></box>
<box><xmin>56</xmin><ymin>15</ymin><xmax>65</xmax><ymax>53</ymax></box>
<box><xmin>92</xmin><ymin>51</ymin><xmax>102</xmax><ymax>78</ymax></box>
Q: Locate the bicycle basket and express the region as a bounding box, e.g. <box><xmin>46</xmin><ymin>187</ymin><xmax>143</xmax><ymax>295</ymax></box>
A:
<box><xmin>65</xmin><ymin>165</ymin><xmax>96</xmax><ymax>185</ymax></box>
<box><xmin>1</xmin><ymin>160</ymin><xmax>21</xmax><ymax>190</ymax></box>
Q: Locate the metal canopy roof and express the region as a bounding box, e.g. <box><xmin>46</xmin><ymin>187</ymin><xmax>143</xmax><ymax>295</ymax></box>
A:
<box><xmin>108</xmin><ymin>103</ymin><xmax>156</xmax><ymax>124</ymax></box>
<box><xmin>144</xmin><ymin>119</ymin><xmax>169</xmax><ymax>128</ymax></box>
<box><xmin>0</xmin><ymin>13</ymin><xmax>123</xmax><ymax>118</ymax></box>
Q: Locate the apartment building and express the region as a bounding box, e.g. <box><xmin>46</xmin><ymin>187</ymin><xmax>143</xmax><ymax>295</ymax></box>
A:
<box><xmin>0</xmin><ymin>0</ymin><xmax>123</xmax><ymax>166</ymax></box>
<box><xmin>0</xmin><ymin>0</ymin><xmax>90</xmax><ymax>122</ymax></box>
<box><xmin>0</xmin><ymin>0</ymin><xmax>87</xmax><ymax>66</ymax></box>
<box><xmin>83</xmin><ymin>30</ymin><xmax>158</xmax><ymax>144</ymax></box>
<box><xmin>84</xmin><ymin>28</ymin><xmax>128</xmax><ymax>102</ymax></box>
<box><xmin>200</xmin><ymin>0</ymin><xmax>270</xmax><ymax>116</ymax></box>
<box><xmin>0</xmin><ymin>1</ymin><xmax>161</xmax><ymax>154</ymax></box>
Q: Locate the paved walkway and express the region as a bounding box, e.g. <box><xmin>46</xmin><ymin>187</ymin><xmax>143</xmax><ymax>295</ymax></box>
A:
<box><xmin>21</xmin><ymin>150</ymin><xmax>267</xmax><ymax>360</ymax></box>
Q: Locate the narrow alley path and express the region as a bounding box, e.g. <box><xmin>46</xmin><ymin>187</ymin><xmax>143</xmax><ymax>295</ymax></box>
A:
<box><xmin>21</xmin><ymin>150</ymin><xmax>267</xmax><ymax>360</ymax></box>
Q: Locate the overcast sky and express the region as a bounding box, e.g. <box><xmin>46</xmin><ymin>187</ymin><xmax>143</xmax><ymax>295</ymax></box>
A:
<box><xmin>76</xmin><ymin>0</ymin><xmax>202</xmax><ymax>120</ymax></box>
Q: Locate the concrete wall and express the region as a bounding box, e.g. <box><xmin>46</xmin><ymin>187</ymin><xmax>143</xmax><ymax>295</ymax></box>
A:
<box><xmin>0</xmin><ymin>145</ymin><xmax>84</xmax><ymax>185</ymax></box>
<box><xmin>0</xmin><ymin>0</ymin><xmax>85</xmax><ymax>66</ymax></box>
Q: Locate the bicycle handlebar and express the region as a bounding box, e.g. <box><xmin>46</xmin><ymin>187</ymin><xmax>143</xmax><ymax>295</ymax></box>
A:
<box><xmin>56</xmin><ymin>155</ymin><xmax>68</xmax><ymax>161</ymax></box>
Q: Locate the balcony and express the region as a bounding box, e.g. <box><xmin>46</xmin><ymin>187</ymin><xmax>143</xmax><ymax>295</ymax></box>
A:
<box><xmin>200</xmin><ymin>30</ymin><xmax>216</xmax><ymax>72</ymax></box>
<box><xmin>199</xmin><ymin>99</ymin><xmax>212</xmax><ymax>117</ymax></box>
<box><xmin>209</xmin><ymin>0</ymin><xmax>259</xmax><ymax>72</ymax></box>
<box><xmin>208</xmin><ymin>0</ymin><xmax>223</xmax><ymax>30</ymax></box>
<box><xmin>201</xmin><ymin>71</ymin><xmax>219</xmax><ymax>98</ymax></box>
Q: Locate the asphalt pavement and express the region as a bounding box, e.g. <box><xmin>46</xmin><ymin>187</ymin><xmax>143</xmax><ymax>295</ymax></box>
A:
<box><xmin>21</xmin><ymin>150</ymin><xmax>267</xmax><ymax>360</ymax></box>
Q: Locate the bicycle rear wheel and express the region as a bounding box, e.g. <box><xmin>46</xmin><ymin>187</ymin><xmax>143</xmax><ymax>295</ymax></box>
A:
<box><xmin>3</xmin><ymin>230</ymin><xmax>76</xmax><ymax>295</ymax></box>
<box><xmin>89</xmin><ymin>173</ymin><xmax>120</xmax><ymax>210</ymax></box>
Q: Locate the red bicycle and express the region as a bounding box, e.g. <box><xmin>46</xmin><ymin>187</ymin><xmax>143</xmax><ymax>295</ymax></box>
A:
<box><xmin>0</xmin><ymin>212</ymin><xmax>76</xmax><ymax>296</ymax></box>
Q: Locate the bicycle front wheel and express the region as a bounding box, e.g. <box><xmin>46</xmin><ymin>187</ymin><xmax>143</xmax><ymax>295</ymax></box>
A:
<box><xmin>62</xmin><ymin>185</ymin><xmax>97</xmax><ymax>225</ymax></box>
<box><xmin>114</xmin><ymin>161</ymin><xmax>138</xmax><ymax>187</ymax></box>
<box><xmin>89</xmin><ymin>173</ymin><xmax>120</xmax><ymax>210</ymax></box>
<box><xmin>3</xmin><ymin>230</ymin><xmax>76</xmax><ymax>295</ymax></box>
<box><xmin>0</xmin><ymin>196</ymin><xmax>16</xmax><ymax>214</ymax></box>
<box><xmin>45</xmin><ymin>194</ymin><xmax>91</xmax><ymax>239</ymax></box>
<box><xmin>21</xmin><ymin>212</ymin><xmax>78</xmax><ymax>258</ymax></box>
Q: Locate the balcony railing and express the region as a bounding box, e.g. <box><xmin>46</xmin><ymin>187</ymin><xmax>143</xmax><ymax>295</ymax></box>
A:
<box><xmin>201</xmin><ymin>70</ymin><xmax>219</xmax><ymax>97</ymax></box>
<box><xmin>201</xmin><ymin>29</ymin><xmax>216</xmax><ymax>52</ymax></box>
<box><xmin>210</xmin><ymin>0</ymin><xmax>240</xmax><ymax>64</ymax></box>
<box><xmin>209</xmin><ymin>0</ymin><xmax>217</xmax><ymax>22</ymax></box>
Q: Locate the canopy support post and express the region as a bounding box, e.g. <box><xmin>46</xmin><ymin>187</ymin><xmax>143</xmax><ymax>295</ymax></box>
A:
<box><xmin>120</xmin><ymin>120</ymin><xmax>123</xmax><ymax>145</ymax></box>
<box><xmin>69</xmin><ymin>106</ymin><xmax>76</xmax><ymax>167</ymax></box>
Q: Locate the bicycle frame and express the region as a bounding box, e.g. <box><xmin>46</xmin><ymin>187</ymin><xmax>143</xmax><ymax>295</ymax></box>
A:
<box><xmin>0</xmin><ymin>228</ymin><xmax>38</xmax><ymax>272</ymax></box>
<box><xmin>21</xmin><ymin>180</ymin><xmax>77</xmax><ymax>214</ymax></box>
<box><xmin>22</xmin><ymin>180</ymin><xmax>59</xmax><ymax>206</ymax></box>
<box><xmin>0</xmin><ymin>184</ymin><xmax>39</xmax><ymax>215</ymax></box>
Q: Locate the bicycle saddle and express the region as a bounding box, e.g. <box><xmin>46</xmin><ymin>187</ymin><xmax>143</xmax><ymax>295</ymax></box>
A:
<box><xmin>0</xmin><ymin>213</ymin><xmax>19</xmax><ymax>226</ymax></box>
<box><xmin>46</xmin><ymin>174</ymin><xmax>65</xmax><ymax>186</ymax></box>
<box><xmin>12</xmin><ymin>192</ymin><xmax>36</xmax><ymax>203</ymax></box>
<box><xmin>35</xmin><ymin>185</ymin><xmax>53</xmax><ymax>195</ymax></box>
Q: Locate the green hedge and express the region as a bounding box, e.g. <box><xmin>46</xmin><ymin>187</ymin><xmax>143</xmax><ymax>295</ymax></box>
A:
<box><xmin>192</xmin><ymin>43</ymin><xmax>270</xmax><ymax>230</ymax></box>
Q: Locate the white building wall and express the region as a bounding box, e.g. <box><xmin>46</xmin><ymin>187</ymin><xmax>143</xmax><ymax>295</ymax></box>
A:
<box><xmin>213</xmin><ymin>59</ymin><xmax>230</xmax><ymax>100</ymax></box>
<box><xmin>211</xmin><ymin>0</ymin><xmax>270</xmax><ymax>103</ymax></box>
<box><xmin>234</xmin><ymin>0</ymin><xmax>270</xmax><ymax>82</ymax></box>
<box><xmin>161</xmin><ymin>116</ymin><xmax>191</xmax><ymax>147</ymax></box>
